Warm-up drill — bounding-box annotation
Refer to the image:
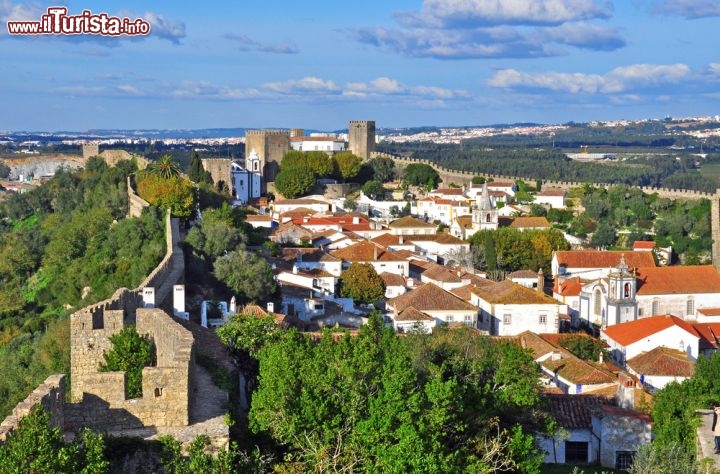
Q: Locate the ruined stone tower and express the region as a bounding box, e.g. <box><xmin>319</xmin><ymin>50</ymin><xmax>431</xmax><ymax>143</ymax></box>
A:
<box><xmin>348</xmin><ymin>120</ymin><xmax>376</xmax><ymax>160</ymax></box>
<box><xmin>82</xmin><ymin>142</ymin><xmax>99</xmax><ymax>160</ymax></box>
<box><xmin>244</xmin><ymin>130</ymin><xmax>290</xmax><ymax>182</ymax></box>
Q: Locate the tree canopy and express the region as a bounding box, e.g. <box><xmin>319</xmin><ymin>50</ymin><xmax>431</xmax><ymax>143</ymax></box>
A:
<box><xmin>250</xmin><ymin>319</ymin><xmax>546</xmax><ymax>472</ymax></box>
<box><xmin>339</xmin><ymin>262</ymin><xmax>386</xmax><ymax>304</ymax></box>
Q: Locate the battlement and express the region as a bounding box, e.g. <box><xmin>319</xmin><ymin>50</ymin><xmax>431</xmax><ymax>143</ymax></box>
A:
<box><xmin>245</xmin><ymin>129</ymin><xmax>290</xmax><ymax>136</ymax></box>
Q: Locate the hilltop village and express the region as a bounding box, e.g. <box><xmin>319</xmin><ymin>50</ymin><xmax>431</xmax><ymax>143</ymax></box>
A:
<box><xmin>2</xmin><ymin>119</ymin><xmax>720</xmax><ymax>471</ymax></box>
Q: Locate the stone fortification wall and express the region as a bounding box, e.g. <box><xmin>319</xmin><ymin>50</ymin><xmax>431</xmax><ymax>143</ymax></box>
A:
<box><xmin>127</xmin><ymin>176</ymin><xmax>151</xmax><ymax>218</ymax></box>
<box><xmin>0</xmin><ymin>375</ymin><xmax>65</xmax><ymax>443</ymax></box>
<box><xmin>377</xmin><ymin>152</ymin><xmax>718</xmax><ymax>201</ymax></box>
<box><xmin>201</xmin><ymin>158</ymin><xmax>233</xmax><ymax>193</ymax></box>
<box><xmin>68</xmin><ymin>308</ymin><xmax>193</xmax><ymax>431</ymax></box>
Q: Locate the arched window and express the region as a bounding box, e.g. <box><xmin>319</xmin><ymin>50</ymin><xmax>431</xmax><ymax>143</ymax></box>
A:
<box><xmin>594</xmin><ymin>289</ymin><xmax>602</xmax><ymax>317</ymax></box>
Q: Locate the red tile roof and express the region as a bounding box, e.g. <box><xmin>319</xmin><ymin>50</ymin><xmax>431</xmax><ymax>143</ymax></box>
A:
<box><xmin>388</xmin><ymin>216</ymin><xmax>437</xmax><ymax>229</ymax></box>
<box><xmin>602</xmin><ymin>315</ymin><xmax>700</xmax><ymax>346</ymax></box>
<box><xmin>388</xmin><ymin>283</ymin><xmax>477</xmax><ymax>312</ymax></box>
<box><xmin>635</xmin><ymin>265</ymin><xmax>720</xmax><ymax>295</ymax></box>
<box><xmin>510</xmin><ymin>216</ymin><xmax>551</xmax><ymax>228</ymax></box>
<box><xmin>553</xmin><ymin>276</ymin><xmax>583</xmax><ymax>297</ymax></box>
<box><xmin>472</xmin><ymin>279</ymin><xmax>560</xmax><ymax>305</ymax></box>
<box><xmin>633</xmin><ymin>241</ymin><xmax>656</xmax><ymax>250</ymax></box>
<box><xmin>537</xmin><ymin>188</ymin><xmax>567</xmax><ymax>197</ymax></box>
<box><xmin>626</xmin><ymin>347</ymin><xmax>695</xmax><ymax>377</ymax></box>
<box><xmin>554</xmin><ymin>250</ymin><xmax>656</xmax><ymax>269</ymax></box>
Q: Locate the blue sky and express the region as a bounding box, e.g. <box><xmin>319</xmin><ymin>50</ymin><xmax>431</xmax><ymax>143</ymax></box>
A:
<box><xmin>1</xmin><ymin>0</ymin><xmax>719</xmax><ymax>132</ymax></box>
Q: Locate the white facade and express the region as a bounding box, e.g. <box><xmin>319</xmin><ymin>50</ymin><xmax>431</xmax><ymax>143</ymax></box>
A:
<box><xmin>473</xmin><ymin>299</ymin><xmax>563</xmax><ymax>336</ymax></box>
<box><xmin>601</xmin><ymin>324</ymin><xmax>699</xmax><ymax>365</ymax></box>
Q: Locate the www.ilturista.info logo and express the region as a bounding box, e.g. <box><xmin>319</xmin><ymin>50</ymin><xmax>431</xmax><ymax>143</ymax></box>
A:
<box><xmin>7</xmin><ymin>7</ymin><xmax>151</xmax><ymax>36</ymax></box>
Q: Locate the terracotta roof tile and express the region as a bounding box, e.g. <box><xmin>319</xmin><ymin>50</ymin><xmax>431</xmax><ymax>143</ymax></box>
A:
<box><xmin>396</xmin><ymin>306</ymin><xmax>434</xmax><ymax>322</ymax></box>
<box><xmin>554</xmin><ymin>250</ymin><xmax>656</xmax><ymax>269</ymax></box>
<box><xmin>537</xmin><ymin>188</ymin><xmax>567</xmax><ymax>197</ymax></box>
<box><xmin>626</xmin><ymin>347</ymin><xmax>695</xmax><ymax>377</ymax></box>
<box><xmin>380</xmin><ymin>272</ymin><xmax>406</xmax><ymax>287</ymax></box>
<box><xmin>388</xmin><ymin>216</ymin><xmax>437</xmax><ymax>229</ymax></box>
<box><xmin>633</xmin><ymin>241</ymin><xmax>656</xmax><ymax>250</ymax></box>
<box><xmin>545</xmin><ymin>394</ymin><xmax>614</xmax><ymax>429</ymax></box>
<box><xmin>602</xmin><ymin>315</ymin><xmax>700</xmax><ymax>346</ymax></box>
<box><xmin>510</xmin><ymin>216</ymin><xmax>551</xmax><ymax>228</ymax></box>
<box><xmin>388</xmin><ymin>283</ymin><xmax>478</xmax><ymax>312</ymax></box>
<box><xmin>472</xmin><ymin>280</ymin><xmax>560</xmax><ymax>305</ymax></box>
<box><xmin>636</xmin><ymin>265</ymin><xmax>720</xmax><ymax>295</ymax></box>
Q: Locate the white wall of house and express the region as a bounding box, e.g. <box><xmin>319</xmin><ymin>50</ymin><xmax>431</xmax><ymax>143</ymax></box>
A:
<box><xmin>636</xmin><ymin>293</ymin><xmax>715</xmax><ymax>320</ymax></box>
<box><xmin>601</xmin><ymin>326</ymin><xmax>700</xmax><ymax>365</ymax></box>
<box><xmin>472</xmin><ymin>299</ymin><xmax>563</xmax><ymax>336</ymax></box>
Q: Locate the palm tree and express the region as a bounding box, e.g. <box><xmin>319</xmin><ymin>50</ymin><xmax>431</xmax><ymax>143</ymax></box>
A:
<box><xmin>146</xmin><ymin>154</ymin><xmax>182</xmax><ymax>179</ymax></box>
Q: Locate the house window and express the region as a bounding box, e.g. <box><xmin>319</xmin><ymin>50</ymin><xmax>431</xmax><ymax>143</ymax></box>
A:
<box><xmin>539</xmin><ymin>314</ymin><xmax>547</xmax><ymax>325</ymax></box>
<box><xmin>503</xmin><ymin>314</ymin><xmax>511</xmax><ymax>325</ymax></box>
<box><xmin>687</xmin><ymin>298</ymin><xmax>695</xmax><ymax>316</ymax></box>
<box><xmin>652</xmin><ymin>299</ymin><xmax>659</xmax><ymax>316</ymax></box>
<box><xmin>565</xmin><ymin>441</ymin><xmax>588</xmax><ymax>463</ymax></box>
<box><xmin>615</xmin><ymin>451</ymin><xmax>635</xmax><ymax>470</ymax></box>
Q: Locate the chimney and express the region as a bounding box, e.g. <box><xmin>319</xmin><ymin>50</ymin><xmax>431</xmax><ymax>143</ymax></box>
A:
<box><xmin>267</xmin><ymin>301</ymin><xmax>275</xmax><ymax>313</ymax></box>
<box><xmin>537</xmin><ymin>268</ymin><xmax>544</xmax><ymax>294</ymax></box>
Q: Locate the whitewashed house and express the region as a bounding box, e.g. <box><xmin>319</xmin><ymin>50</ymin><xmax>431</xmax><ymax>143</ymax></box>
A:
<box><xmin>471</xmin><ymin>280</ymin><xmax>565</xmax><ymax>336</ymax></box>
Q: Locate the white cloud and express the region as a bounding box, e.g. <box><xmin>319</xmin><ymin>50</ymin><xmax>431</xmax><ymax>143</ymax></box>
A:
<box><xmin>143</xmin><ymin>12</ymin><xmax>186</xmax><ymax>44</ymax></box>
<box><xmin>263</xmin><ymin>77</ymin><xmax>340</xmax><ymax>94</ymax></box>
<box><xmin>652</xmin><ymin>0</ymin><xmax>720</xmax><ymax>19</ymax></box>
<box><xmin>488</xmin><ymin>63</ymin><xmax>693</xmax><ymax>94</ymax></box>
<box><xmin>420</xmin><ymin>0</ymin><xmax>613</xmax><ymax>26</ymax></box>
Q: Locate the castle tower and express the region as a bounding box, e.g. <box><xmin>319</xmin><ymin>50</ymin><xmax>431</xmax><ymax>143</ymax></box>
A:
<box><xmin>82</xmin><ymin>142</ymin><xmax>99</xmax><ymax>159</ymax></box>
<box><xmin>244</xmin><ymin>129</ymin><xmax>290</xmax><ymax>182</ymax></box>
<box><xmin>348</xmin><ymin>120</ymin><xmax>376</xmax><ymax>160</ymax></box>
<box><xmin>606</xmin><ymin>255</ymin><xmax>638</xmax><ymax>326</ymax></box>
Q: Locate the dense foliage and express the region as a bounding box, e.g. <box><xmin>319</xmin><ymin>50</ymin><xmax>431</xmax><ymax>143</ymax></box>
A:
<box><xmin>380</xmin><ymin>141</ymin><xmax>719</xmax><ymax>192</ymax></box>
<box><xmin>0</xmin><ymin>159</ymin><xmax>165</xmax><ymax>418</ymax></box>
<box><xmin>468</xmin><ymin>228</ymin><xmax>570</xmax><ymax>274</ymax></box>
<box><xmin>99</xmin><ymin>325</ymin><xmax>154</xmax><ymax>399</ymax></box>
<box><xmin>339</xmin><ymin>262</ymin><xmax>386</xmax><ymax>304</ymax></box>
<box><xmin>249</xmin><ymin>317</ymin><xmax>547</xmax><ymax>472</ymax></box>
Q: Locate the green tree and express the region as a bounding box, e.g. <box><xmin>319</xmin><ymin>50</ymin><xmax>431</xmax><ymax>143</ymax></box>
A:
<box><xmin>136</xmin><ymin>174</ymin><xmax>196</xmax><ymax>219</ymax></box>
<box><xmin>402</xmin><ymin>163</ymin><xmax>440</xmax><ymax>188</ymax></box>
<box><xmin>339</xmin><ymin>262</ymin><xmax>386</xmax><ymax>304</ymax></box>
<box><xmin>146</xmin><ymin>154</ymin><xmax>182</xmax><ymax>179</ymax></box>
<box><xmin>216</xmin><ymin>314</ymin><xmax>281</xmax><ymax>359</ymax></box>
<box><xmin>0</xmin><ymin>405</ymin><xmax>109</xmax><ymax>473</ymax></box>
<box><xmin>100</xmin><ymin>325</ymin><xmax>154</xmax><ymax>399</ymax></box>
<box><xmin>213</xmin><ymin>245</ymin><xmax>277</xmax><ymax>302</ymax></box>
<box><xmin>0</xmin><ymin>162</ymin><xmax>10</xmax><ymax>179</ymax></box>
<box><xmin>187</xmin><ymin>151</ymin><xmax>203</xmax><ymax>183</ymax></box>
<box><xmin>368</xmin><ymin>156</ymin><xmax>396</xmax><ymax>182</ymax></box>
<box><xmin>274</xmin><ymin>167</ymin><xmax>315</xmax><ymax>199</ymax></box>
<box><xmin>361</xmin><ymin>180</ymin><xmax>386</xmax><ymax>200</ymax></box>
<box><xmin>333</xmin><ymin>152</ymin><xmax>362</xmax><ymax>182</ymax></box>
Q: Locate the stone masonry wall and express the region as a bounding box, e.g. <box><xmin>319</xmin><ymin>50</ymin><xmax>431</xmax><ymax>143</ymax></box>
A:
<box><xmin>0</xmin><ymin>375</ymin><xmax>65</xmax><ymax>443</ymax></box>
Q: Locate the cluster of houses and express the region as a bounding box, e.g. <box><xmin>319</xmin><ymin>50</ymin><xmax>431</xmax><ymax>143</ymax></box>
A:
<box><xmin>217</xmin><ymin>188</ymin><xmax>720</xmax><ymax>469</ymax></box>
